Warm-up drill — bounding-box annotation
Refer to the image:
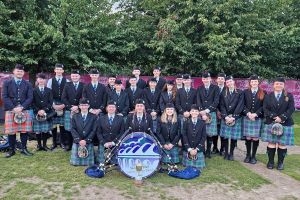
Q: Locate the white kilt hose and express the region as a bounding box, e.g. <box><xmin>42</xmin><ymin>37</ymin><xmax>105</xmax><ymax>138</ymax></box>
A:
<box><xmin>243</xmin><ymin>117</ymin><xmax>263</xmax><ymax>138</ymax></box>
<box><xmin>261</xmin><ymin>124</ymin><xmax>294</xmax><ymax>146</ymax></box>
<box><xmin>70</xmin><ymin>143</ymin><xmax>95</xmax><ymax>166</ymax></box>
<box><xmin>205</xmin><ymin>112</ymin><xmax>218</xmax><ymax>137</ymax></box>
<box><xmin>220</xmin><ymin>118</ymin><xmax>242</xmax><ymax>140</ymax></box>
<box><xmin>4</xmin><ymin>110</ymin><xmax>33</xmax><ymax>134</ymax></box>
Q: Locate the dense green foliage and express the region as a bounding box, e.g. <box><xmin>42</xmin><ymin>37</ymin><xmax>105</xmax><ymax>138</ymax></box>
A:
<box><xmin>0</xmin><ymin>0</ymin><xmax>299</xmax><ymax>78</ymax></box>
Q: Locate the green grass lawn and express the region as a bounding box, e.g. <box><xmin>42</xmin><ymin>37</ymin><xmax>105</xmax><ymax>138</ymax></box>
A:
<box><xmin>256</xmin><ymin>154</ymin><xmax>300</xmax><ymax>181</ymax></box>
<box><xmin>293</xmin><ymin>111</ymin><xmax>300</xmax><ymax>145</ymax></box>
<box><xmin>0</xmin><ymin>149</ymin><xmax>269</xmax><ymax>200</ymax></box>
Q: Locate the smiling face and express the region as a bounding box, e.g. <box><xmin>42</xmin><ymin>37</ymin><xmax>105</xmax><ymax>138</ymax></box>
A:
<box><xmin>190</xmin><ymin>109</ymin><xmax>199</xmax><ymax>118</ymax></box>
<box><xmin>13</xmin><ymin>69</ymin><xmax>24</xmax><ymax>79</ymax></box>
<box><xmin>132</xmin><ymin>69</ymin><xmax>141</xmax><ymax>77</ymax></box>
<box><xmin>37</xmin><ymin>77</ymin><xmax>46</xmax><ymax>86</ymax></box>
<box><xmin>202</xmin><ymin>77</ymin><xmax>211</xmax><ymax>86</ymax></box>
<box><xmin>106</xmin><ymin>104</ymin><xmax>116</xmax><ymax>114</ymax></box>
<box><xmin>135</xmin><ymin>103</ymin><xmax>145</xmax><ymax>113</ymax></box>
<box><xmin>153</xmin><ymin>69</ymin><xmax>161</xmax><ymax>77</ymax></box>
<box><xmin>273</xmin><ymin>81</ymin><xmax>285</xmax><ymax>92</ymax></box>
<box><xmin>165</xmin><ymin>107</ymin><xmax>174</xmax><ymax>116</ymax></box>
<box><xmin>108</xmin><ymin>77</ymin><xmax>116</xmax><ymax>86</ymax></box>
<box><xmin>54</xmin><ymin>67</ymin><xmax>64</xmax><ymax>76</ymax></box>
<box><xmin>183</xmin><ymin>78</ymin><xmax>192</xmax><ymax>87</ymax></box>
<box><xmin>71</xmin><ymin>74</ymin><xmax>80</xmax><ymax>83</ymax></box>
<box><xmin>217</xmin><ymin>77</ymin><xmax>225</xmax><ymax>86</ymax></box>
<box><xmin>90</xmin><ymin>74</ymin><xmax>99</xmax><ymax>82</ymax></box>
<box><xmin>79</xmin><ymin>104</ymin><xmax>90</xmax><ymax>112</ymax></box>
<box><xmin>225</xmin><ymin>79</ymin><xmax>235</xmax><ymax>89</ymax></box>
<box><xmin>250</xmin><ymin>80</ymin><xmax>259</xmax><ymax>90</ymax></box>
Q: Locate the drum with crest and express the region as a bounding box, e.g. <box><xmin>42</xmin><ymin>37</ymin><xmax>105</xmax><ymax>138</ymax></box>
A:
<box><xmin>117</xmin><ymin>132</ymin><xmax>161</xmax><ymax>179</ymax></box>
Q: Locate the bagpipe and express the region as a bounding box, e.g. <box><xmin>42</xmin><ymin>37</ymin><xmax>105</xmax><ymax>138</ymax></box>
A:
<box><xmin>85</xmin><ymin>127</ymin><xmax>200</xmax><ymax>180</ymax></box>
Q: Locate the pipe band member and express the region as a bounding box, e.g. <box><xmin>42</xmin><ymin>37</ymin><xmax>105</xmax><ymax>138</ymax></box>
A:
<box><xmin>262</xmin><ymin>77</ymin><xmax>295</xmax><ymax>170</ymax></box>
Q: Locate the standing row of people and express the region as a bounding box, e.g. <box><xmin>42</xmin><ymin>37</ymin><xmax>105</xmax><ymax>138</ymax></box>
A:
<box><xmin>2</xmin><ymin>64</ymin><xmax>295</xmax><ymax>172</ymax></box>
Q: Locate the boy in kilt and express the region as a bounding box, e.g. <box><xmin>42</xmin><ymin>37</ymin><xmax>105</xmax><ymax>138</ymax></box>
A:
<box><xmin>107</xmin><ymin>79</ymin><xmax>129</xmax><ymax>118</ymax></box>
<box><xmin>47</xmin><ymin>63</ymin><xmax>69</xmax><ymax>150</ymax></box>
<box><xmin>2</xmin><ymin>64</ymin><xmax>34</xmax><ymax>157</ymax></box>
<box><xmin>213</xmin><ymin>73</ymin><xmax>226</xmax><ymax>155</ymax></box>
<box><xmin>70</xmin><ymin>98</ymin><xmax>97</xmax><ymax>166</ymax></box>
<box><xmin>96</xmin><ymin>100</ymin><xmax>125</xmax><ymax>164</ymax></box>
<box><xmin>125</xmin><ymin>67</ymin><xmax>147</xmax><ymax>89</ymax></box>
<box><xmin>182</xmin><ymin>104</ymin><xmax>206</xmax><ymax>169</ymax></box>
<box><xmin>125</xmin><ymin>75</ymin><xmax>144</xmax><ymax>113</ymax></box>
<box><xmin>196</xmin><ymin>72</ymin><xmax>219</xmax><ymax>158</ymax></box>
<box><xmin>62</xmin><ymin>70</ymin><xmax>84</xmax><ymax>150</ymax></box>
<box><xmin>143</xmin><ymin>78</ymin><xmax>161</xmax><ymax>133</ymax></box>
<box><xmin>156</xmin><ymin>103</ymin><xmax>181</xmax><ymax>164</ymax></box>
<box><xmin>32</xmin><ymin>73</ymin><xmax>54</xmax><ymax>151</ymax></box>
<box><xmin>262</xmin><ymin>77</ymin><xmax>295</xmax><ymax>170</ymax></box>
<box><xmin>219</xmin><ymin>75</ymin><xmax>244</xmax><ymax>161</ymax></box>
<box><xmin>242</xmin><ymin>75</ymin><xmax>266</xmax><ymax>164</ymax></box>
<box><xmin>82</xmin><ymin>68</ymin><xmax>107</xmax><ymax>117</ymax></box>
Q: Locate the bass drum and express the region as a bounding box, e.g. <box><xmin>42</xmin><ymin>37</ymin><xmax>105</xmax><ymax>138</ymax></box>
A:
<box><xmin>117</xmin><ymin>132</ymin><xmax>161</xmax><ymax>179</ymax></box>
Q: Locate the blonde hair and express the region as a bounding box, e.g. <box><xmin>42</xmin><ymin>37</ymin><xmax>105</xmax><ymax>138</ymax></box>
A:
<box><xmin>160</xmin><ymin>109</ymin><xmax>178</xmax><ymax>123</ymax></box>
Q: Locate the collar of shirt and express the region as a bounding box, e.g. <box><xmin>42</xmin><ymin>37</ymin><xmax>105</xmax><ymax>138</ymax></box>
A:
<box><xmin>39</xmin><ymin>86</ymin><xmax>44</xmax><ymax>90</ymax></box>
<box><xmin>108</xmin><ymin>114</ymin><xmax>115</xmax><ymax>119</ymax></box>
<box><xmin>275</xmin><ymin>92</ymin><xmax>282</xmax><ymax>96</ymax></box>
<box><xmin>204</xmin><ymin>85</ymin><xmax>210</xmax><ymax>89</ymax></box>
<box><xmin>192</xmin><ymin>118</ymin><xmax>197</xmax><ymax>124</ymax></box>
<box><xmin>81</xmin><ymin>112</ymin><xmax>88</xmax><ymax>117</ymax></box>
<box><xmin>150</xmin><ymin>89</ymin><xmax>155</xmax><ymax>93</ymax></box>
<box><xmin>184</xmin><ymin>87</ymin><xmax>190</xmax><ymax>91</ymax></box>
<box><xmin>55</xmin><ymin>76</ymin><xmax>63</xmax><ymax>81</ymax></box>
<box><xmin>14</xmin><ymin>78</ymin><xmax>22</xmax><ymax>83</ymax></box>
<box><xmin>251</xmin><ymin>89</ymin><xmax>257</xmax><ymax>94</ymax></box>
<box><xmin>136</xmin><ymin>114</ymin><xmax>143</xmax><ymax>118</ymax></box>
<box><xmin>131</xmin><ymin>87</ymin><xmax>136</xmax><ymax>91</ymax></box>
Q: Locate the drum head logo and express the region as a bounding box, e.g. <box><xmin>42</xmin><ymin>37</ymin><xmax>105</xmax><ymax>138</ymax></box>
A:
<box><xmin>117</xmin><ymin>132</ymin><xmax>161</xmax><ymax>179</ymax></box>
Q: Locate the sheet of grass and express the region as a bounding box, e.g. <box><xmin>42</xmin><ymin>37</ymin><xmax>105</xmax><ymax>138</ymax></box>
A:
<box><xmin>257</xmin><ymin>154</ymin><xmax>300</xmax><ymax>181</ymax></box>
<box><xmin>0</xmin><ymin>150</ymin><xmax>269</xmax><ymax>199</ymax></box>
<box><xmin>293</xmin><ymin>112</ymin><xmax>300</xmax><ymax>145</ymax></box>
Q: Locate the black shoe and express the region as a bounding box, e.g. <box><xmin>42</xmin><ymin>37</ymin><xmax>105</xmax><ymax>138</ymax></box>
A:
<box><xmin>223</xmin><ymin>153</ymin><xmax>228</xmax><ymax>160</ymax></box>
<box><xmin>20</xmin><ymin>149</ymin><xmax>33</xmax><ymax>156</ymax></box>
<box><xmin>61</xmin><ymin>144</ymin><xmax>66</xmax><ymax>150</ymax></box>
<box><xmin>277</xmin><ymin>162</ymin><xmax>284</xmax><ymax>170</ymax></box>
<box><xmin>250</xmin><ymin>157</ymin><xmax>257</xmax><ymax>164</ymax></box>
<box><xmin>5</xmin><ymin>149</ymin><xmax>16</xmax><ymax>158</ymax></box>
<box><xmin>267</xmin><ymin>162</ymin><xmax>274</xmax><ymax>169</ymax></box>
<box><xmin>212</xmin><ymin>148</ymin><xmax>219</xmax><ymax>154</ymax></box>
<box><xmin>228</xmin><ymin>154</ymin><xmax>234</xmax><ymax>161</ymax></box>
<box><xmin>64</xmin><ymin>145</ymin><xmax>71</xmax><ymax>151</ymax></box>
<box><xmin>219</xmin><ymin>151</ymin><xmax>225</xmax><ymax>156</ymax></box>
<box><xmin>36</xmin><ymin>145</ymin><xmax>45</xmax><ymax>151</ymax></box>
<box><xmin>50</xmin><ymin>144</ymin><xmax>57</xmax><ymax>151</ymax></box>
<box><xmin>205</xmin><ymin>150</ymin><xmax>211</xmax><ymax>159</ymax></box>
<box><xmin>43</xmin><ymin>146</ymin><xmax>51</xmax><ymax>151</ymax></box>
<box><xmin>244</xmin><ymin>155</ymin><xmax>251</xmax><ymax>163</ymax></box>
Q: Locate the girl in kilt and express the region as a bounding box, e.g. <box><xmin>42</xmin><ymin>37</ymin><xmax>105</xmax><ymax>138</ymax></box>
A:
<box><xmin>70</xmin><ymin>98</ymin><xmax>97</xmax><ymax>166</ymax></box>
<box><xmin>32</xmin><ymin>73</ymin><xmax>53</xmax><ymax>151</ymax></box>
<box><xmin>262</xmin><ymin>77</ymin><xmax>295</xmax><ymax>170</ymax></box>
<box><xmin>182</xmin><ymin>105</ymin><xmax>206</xmax><ymax>169</ymax></box>
<box><xmin>156</xmin><ymin>103</ymin><xmax>181</xmax><ymax>164</ymax></box>
<box><xmin>242</xmin><ymin>75</ymin><xmax>266</xmax><ymax>164</ymax></box>
<box><xmin>220</xmin><ymin>75</ymin><xmax>244</xmax><ymax>161</ymax></box>
<box><xmin>159</xmin><ymin>80</ymin><xmax>177</xmax><ymax>112</ymax></box>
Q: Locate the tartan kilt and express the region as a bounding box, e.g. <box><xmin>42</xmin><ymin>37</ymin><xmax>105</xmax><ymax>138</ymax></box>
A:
<box><xmin>52</xmin><ymin>115</ymin><xmax>64</xmax><ymax>127</ymax></box>
<box><xmin>162</xmin><ymin>145</ymin><xmax>180</xmax><ymax>164</ymax></box>
<box><xmin>70</xmin><ymin>143</ymin><xmax>95</xmax><ymax>166</ymax></box>
<box><xmin>243</xmin><ymin>117</ymin><xmax>263</xmax><ymax>138</ymax></box>
<box><xmin>33</xmin><ymin>117</ymin><xmax>53</xmax><ymax>133</ymax></box>
<box><xmin>220</xmin><ymin>118</ymin><xmax>242</xmax><ymax>140</ymax></box>
<box><xmin>182</xmin><ymin>151</ymin><xmax>205</xmax><ymax>169</ymax></box>
<box><xmin>206</xmin><ymin>112</ymin><xmax>218</xmax><ymax>137</ymax></box>
<box><xmin>261</xmin><ymin>124</ymin><xmax>294</xmax><ymax>146</ymax></box>
<box><xmin>4</xmin><ymin>110</ymin><xmax>33</xmax><ymax>134</ymax></box>
<box><xmin>64</xmin><ymin>111</ymin><xmax>72</xmax><ymax>131</ymax></box>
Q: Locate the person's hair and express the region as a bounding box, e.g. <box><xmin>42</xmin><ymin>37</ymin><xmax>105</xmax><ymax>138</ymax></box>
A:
<box><xmin>162</xmin><ymin>83</ymin><xmax>177</xmax><ymax>100</ymax></box>
<box><xmin>160</xmin><ymin>108</ymin><xmax>177</xmax><ymax>123</ymax></box>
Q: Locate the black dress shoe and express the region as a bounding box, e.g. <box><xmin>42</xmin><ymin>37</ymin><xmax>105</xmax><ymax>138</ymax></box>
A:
<box><xmin>43</xmin><ymin>146</ymin><xmax>51</xmax><ymax>151</ymax></box>
<box><xmin>219</xmin><ymin>151</ymin><xmax>225</xmax><ymax>156</ymax></box>
<box><xmin>277</xmin><ymin>162</ymin><xmax>284</xmax><ymax>170</ymax></box>
<box><xmin>250</xmin><ymin>157</ymin><xmax>257</xmax><ymax>164</ymax></box>
<box><xmin>212</xmin><ymin>148</ymin><xmax>219</xmax><ymax>154</ymax></box>
<box><xmin>5</xmin><ymin>149</ymin><xmax>16</xmax><ymax>158</ymax></box>
<box><xmin>228</xmin><ymin>154</ymin><xmax>234</xmax><ymax>161</ymax></box>
<box><xmin>20</xmin><ymin>149</ymin><xmax>33</xmax><ymax>156</ymax></box>
<box><xmin>64</xmin><ymin>145</ymin><xmax>71</xmax><ymax>151</ymax></box>
<box><xmin>37</xmin><ymin>146</ymin><xmax>44</xmax><ymax>151</ymax></box>
<box><xmin>50</xmin><ymin>144</ymin><xmax>57</xmax><ymax>151</ymax></box>
<box><xmin>205</xmin><ymin>150</ymin><xmax>211</xmax><ymax>159</ymax></box>
<box><xmin>267</xmin><ymin>162</ymin><xmax>274</xmax><ymax>169</ymax></box>
<box><xmin>61</xmin><ymin>144</ymin><xmax>66</xmax><ymax>149</ymax></box>
<box><xmin>244</xmin><ymin>155</ymin><xmax>251</xmax><ymax>163</ymax></box>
